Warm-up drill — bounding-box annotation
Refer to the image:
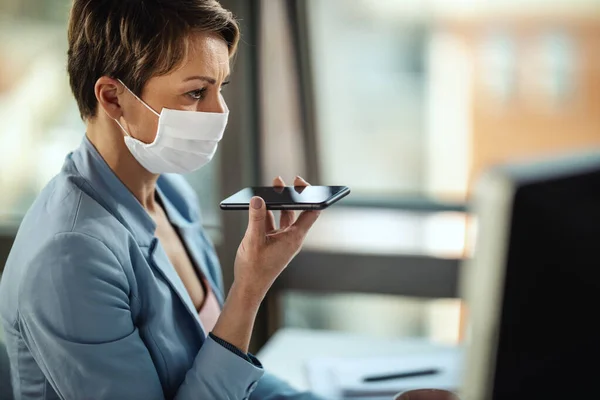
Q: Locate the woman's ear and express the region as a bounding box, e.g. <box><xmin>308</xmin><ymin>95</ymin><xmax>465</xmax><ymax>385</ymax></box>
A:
<box><xmin>95</xmin><ymin>76</ymin><xmax>123</xmax><ymax>120</ymax></box>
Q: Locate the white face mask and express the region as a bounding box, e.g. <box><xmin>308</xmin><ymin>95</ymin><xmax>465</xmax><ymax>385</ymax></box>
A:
<box><xmin>113</xmin><ymin>79</ymin><xmax>229</xmax><ymax>174</ymax></box>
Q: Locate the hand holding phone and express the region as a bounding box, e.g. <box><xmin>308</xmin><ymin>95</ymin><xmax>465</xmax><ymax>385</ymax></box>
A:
<box><xmin>213</xmin><ymin>176</ymin><xmax>321</xmax><ymax>353</ymax></box>
<box><xmin>231</xmin><ymin>176</ymin><xmax>322</xmax><ymax>297</ymax></box>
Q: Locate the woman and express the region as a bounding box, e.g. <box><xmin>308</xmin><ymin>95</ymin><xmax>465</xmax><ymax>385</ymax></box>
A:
<box><xmin>0</xmin><ymin>1</ymin><xmax>322</xmax><ymax>399</ymax></box>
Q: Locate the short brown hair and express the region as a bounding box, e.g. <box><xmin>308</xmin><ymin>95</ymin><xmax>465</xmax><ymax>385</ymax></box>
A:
<box><xmin>67</xmin><ymin>0</ymin><xmax>240</xmax><ymax>120</ymax></box>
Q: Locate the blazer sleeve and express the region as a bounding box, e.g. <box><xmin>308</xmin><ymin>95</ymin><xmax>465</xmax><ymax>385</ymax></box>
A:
<box><xmin>17</xmin><ymin>232</ymin><xmax>264</xmax><ymax>400</ymax></box>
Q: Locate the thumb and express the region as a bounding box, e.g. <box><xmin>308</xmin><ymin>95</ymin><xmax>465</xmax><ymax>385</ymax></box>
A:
<box><xmin>246</xmin><ymin>197</ymin><xmax>266</xmax><ymax>242</ymax></box>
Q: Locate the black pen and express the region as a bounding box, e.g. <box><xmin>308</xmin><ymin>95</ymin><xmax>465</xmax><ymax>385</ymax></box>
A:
<box><xmin>362</xmin><ymin>368</ymin><xmax>440</xmax><ymax>383</ymax></box>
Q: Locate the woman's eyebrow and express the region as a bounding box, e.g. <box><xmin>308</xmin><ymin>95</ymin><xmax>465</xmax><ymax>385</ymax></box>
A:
<box><xmin>183</xmin><ymin>75</ymin><xmax>231</xmax><ymax>85</ymax></box>
<box><xmin>183</xmin><ymin>75</ymin><xmax>216</xmax><ymax>84</ymax></box>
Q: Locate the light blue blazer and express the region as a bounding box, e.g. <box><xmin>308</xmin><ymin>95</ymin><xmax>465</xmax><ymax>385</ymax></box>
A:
<box><xmin>0</xmin><ymin>137</ymin><xmax>319</xmax><ymax>400</ymax></box>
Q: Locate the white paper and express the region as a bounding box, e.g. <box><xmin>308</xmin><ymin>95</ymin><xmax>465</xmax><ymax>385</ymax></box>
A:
<box><xmin>305</xmin><ymin>347</ymin><xmax>463</xmax><ymax>399</ymax></box>
<box><xmin>305</xmin><ymin>356</ymin><xmax>344</xmax><ymax>400</ymax></box>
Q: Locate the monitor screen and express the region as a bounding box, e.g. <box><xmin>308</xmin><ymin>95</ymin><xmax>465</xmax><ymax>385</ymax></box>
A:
<box><xmin>461</xmin><ymin>151</ymin><xmax>600</xmax><ymax>399</ymax></box>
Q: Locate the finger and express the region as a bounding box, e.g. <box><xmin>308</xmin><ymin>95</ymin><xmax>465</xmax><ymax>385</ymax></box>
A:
<box><xmin>273</xmin><ymin>176</ymin><xmax>286</xmax><ymax>187</ymax></box>
<box><xmin>292</xmin><ymin>210</ymin><xmax>320</xmax><ymax>234</ymax></box>
<box><xmin>273</xmin><ymin>176</ymin><xmax>295</xmax><ymax>228</ymax></box>
<box><xmin>246</xmin><ymin>196</ymin><xmax>266</xmax><ymax>244</ymax></box>
<box><xmin>280</xmin><ymin>209</ymin><xmax>296</xmax><ymax>230</ymax></box>
<box><xmin>294</xmin><ymin>176</ymin><xmax>310</xmax><ymax>187</ymax></box>
<box><xmin>266</xmin><ymin>210</ymin><xmax>276</xmax><ymax>233</ymax></box>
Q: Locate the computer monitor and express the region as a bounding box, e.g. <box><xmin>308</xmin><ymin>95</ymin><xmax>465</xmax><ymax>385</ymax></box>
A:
<box><xmin>460</xmin><ymin>150</ymin><xmax>600</xmax><ymax>399</ymax></box>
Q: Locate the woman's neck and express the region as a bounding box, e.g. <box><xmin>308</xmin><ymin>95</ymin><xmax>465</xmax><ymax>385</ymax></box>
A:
<box><xmin>86</xmin><ymin>117</ymin><xmax>159</xmax><ymax>212</ymax></box>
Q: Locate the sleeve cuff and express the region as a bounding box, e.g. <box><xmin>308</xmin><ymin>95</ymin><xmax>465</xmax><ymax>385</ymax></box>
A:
<box><xmin>187</xmin><ymin>335</ymin><xmax>264</xmax><ymax>399</ymax></box>
<box><xmin>209</xmin><ymin>332</ymin><xmax>263</xmax><ymax>368</ymax></box>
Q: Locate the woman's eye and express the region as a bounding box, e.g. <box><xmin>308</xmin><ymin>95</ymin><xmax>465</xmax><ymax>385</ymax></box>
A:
<box><xmin>187</xmin><ymin>88</ymin><xmax>206</xmax><ymax>100</ymax></box>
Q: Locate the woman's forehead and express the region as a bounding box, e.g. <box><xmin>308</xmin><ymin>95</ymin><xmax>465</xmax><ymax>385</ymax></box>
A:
<box><xmin>176</xmin><ymin>32</ymin><xmax>230</xmax><ymax>78</ymax></box>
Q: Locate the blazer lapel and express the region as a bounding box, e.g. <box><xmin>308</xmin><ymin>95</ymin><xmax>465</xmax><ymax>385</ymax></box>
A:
<box><xmin>178</xmin><ymin>225</ymin><xmax>225</xmax><ymax>306</ymax></box>
<box><xmin>148</xmin><ymin>238</ymin><xmax>206</xmax><ymax>338</ymax></box>
<box><xmin>153</xmin><ymin>179</ymin><xmax>225</xmax><ymax>306</ymax></box>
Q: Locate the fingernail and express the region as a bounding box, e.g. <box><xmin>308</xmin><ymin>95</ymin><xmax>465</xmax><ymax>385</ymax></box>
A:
<box><xmin>296</xmin><ymin>175</ymin><xmax>303</xmax><ymax>180</ymax></box>
<box><xmin>251</xmin><ymin>197</ymin><xmax>262</xmax><ymax>209</ymax></box>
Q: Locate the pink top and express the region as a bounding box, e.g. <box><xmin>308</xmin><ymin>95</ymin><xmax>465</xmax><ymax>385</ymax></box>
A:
<box><xmin>198</xmin><ymin>277</ymin><xmax>221</xmax><ymax>333</ymax></box>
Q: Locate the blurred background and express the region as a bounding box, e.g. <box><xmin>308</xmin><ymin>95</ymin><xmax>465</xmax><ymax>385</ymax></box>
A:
<box><xmin>1</xmin><ymin>0</ymin><xmax>599</xmax><ymax>355</ymax></box>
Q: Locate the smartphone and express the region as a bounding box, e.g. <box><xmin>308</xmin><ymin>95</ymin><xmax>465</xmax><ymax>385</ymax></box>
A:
<box><xmin>220</xmin><ymin>185</ymin><xmax>351</xmax><ymax>211</ymax></box>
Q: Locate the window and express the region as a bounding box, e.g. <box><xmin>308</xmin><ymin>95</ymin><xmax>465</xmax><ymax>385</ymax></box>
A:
<box><xmin>274</xmin><ymin>0</ymin><xmax>600</xmax><ymax>345</ymax></box>
<box><xmin>306</xmin><ymin>0</ymin><xmax>433</xmax><ymax>197</ymax></box>
<box><xmin>258</xmin><ymin>0</ymin><xmax>469</xmax><ymax>344</ymax></box>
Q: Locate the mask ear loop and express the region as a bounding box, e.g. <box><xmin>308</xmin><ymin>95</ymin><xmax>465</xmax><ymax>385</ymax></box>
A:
<box><xmin>116</xmin><ymin>79</ymin><xmax>161</xmax><ymax>117</ymax></box>
<box><xmin>113</xmin><ymin>118</ymin><xmax>132</xmax><ymax>138</ymax></box>
<box><xmin>111</xmin><ymin>79</ymin><xmax>161</xmax><ymax>139</ymax></box>
<box><xmin>101</xmin><ymin>105</ymin><xmax>132</xmax><ymax>138</ymax></box>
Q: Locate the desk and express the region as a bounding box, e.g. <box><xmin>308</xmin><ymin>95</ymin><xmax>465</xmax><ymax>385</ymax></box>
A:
<box><xmin>256</xmin><ymin>328</ymin><xmax>459</xmax><ymax>393</ymax></box>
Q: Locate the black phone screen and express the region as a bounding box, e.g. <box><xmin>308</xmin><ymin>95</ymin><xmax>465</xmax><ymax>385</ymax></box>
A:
<box><xmin>220</xmin><ymin>186</ymin><xmax>349</xmax><ymax>210</ymax></box>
